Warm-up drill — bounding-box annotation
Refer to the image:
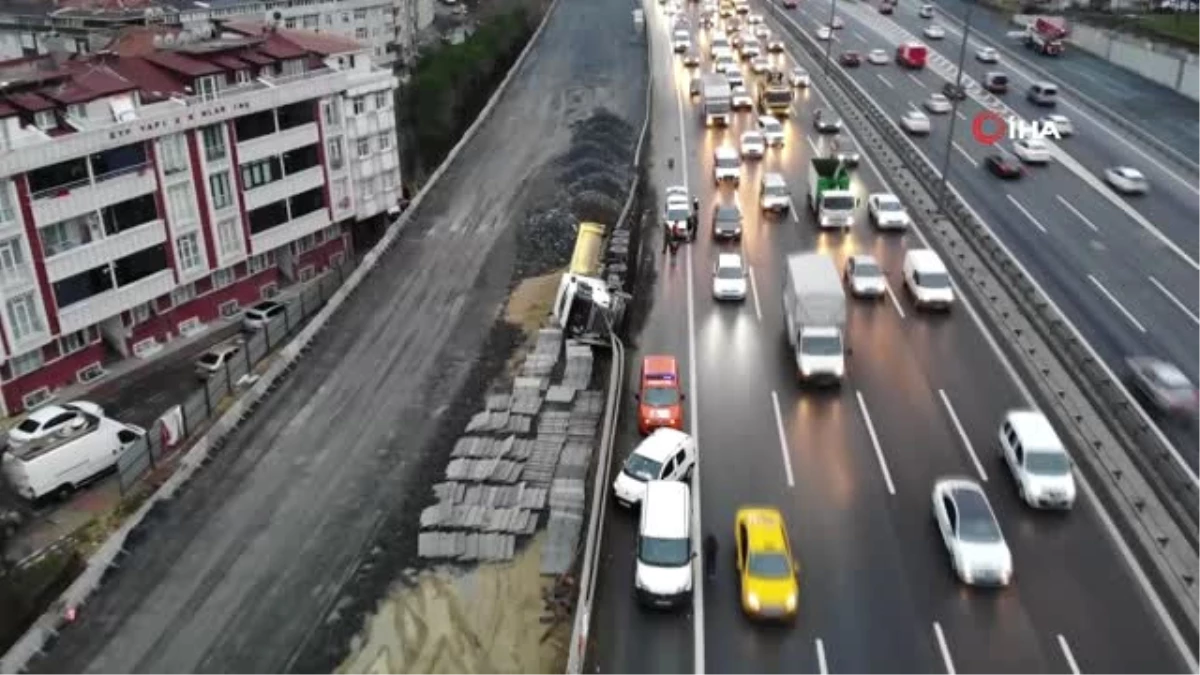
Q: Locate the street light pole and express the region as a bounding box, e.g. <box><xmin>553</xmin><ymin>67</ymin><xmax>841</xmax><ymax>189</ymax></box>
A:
<box><xmin>936</xmin><ymin>0</ymin><xmax>976</xmax><ymax>210</ymax></box>
<box><xmin>821</xmin><ymin>0</ymin><xmax>838</xmax><ymax>75</ymax></box>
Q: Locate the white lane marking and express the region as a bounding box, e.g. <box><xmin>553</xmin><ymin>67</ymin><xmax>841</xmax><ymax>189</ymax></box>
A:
<box><xmin>855</xmin><ymin>390</ymin><xmax>895</xmax><ymax>495</ymax></box>
<box><xmin>1005</xmin><ymin>193</ymin><xmax>1047</xmax><ymax>234</ymax></box>
<box><xmin>1055</xmin><ymin>195</ymin><xmax>1100</xmax><ymax>234</ymax></box>
<box><xmin>954</xmin><ymin>110</ymin><xmax>967</xmax><ymax>121</ymax></box>
<box><xmin>816</xmin><ymin>638</ymin><xmax>829</xmax><ymax>674</ymax></box>
<box><xmin>789</xmin><ymin>197</ymin><xmax>800</xmax><ymax>222</ymax></box>
<box><xmin>850</xmin><ymin>29</ymin><xmax>866</xmax><ymax>41</ymax></box>
<box><xmin>907</xmin><ymin>72</ymin><xmax>925</xmax><ymax>88</ymax></box>
<box><xmin>806</xmin><ymin>134</ymin><xmax>819</xmax><ymax>154</ymax></box>
<box><xmin>951</xmin><ymin>141</ymin><xmax>978</xmax><ymax>168</ymax></box>
<box><xmin>1087</xmin><ymin>274</ymin><xmax>1147</xmax><ymax>333</ymax></box>
<box><xmin>1057</xmin><ymin>634</ymin><xmax>1081</xmax><ymax>675</ymax></box>
<box><xmin>933</xmin><ymin>622</ymin><xmax>956</xmax><ymax>675</ymax></box>
<box><xmin>907</xmin><ymin>100</ymin><xmax>920</xmax><ymax>113</ymax></box>
<box><xmin>1148</xmin><ymin>275</ymin><xmax>1200</xmax><ymax>326</ymax></box>
<box><xmin>937</xmin><ymin>388</ymin><xmax>987</xmax><ymax>481</ymax></box>
<box><xmin>876</xmin><ymin>72</ymin><xmax>894</xmax><ymax>88</ymax></box>
<box><xmin>771</xmin><ymin>390</ymin><xmax>797</xmax><ymax>487</ymax></box>
<box><xmin>748</xmin><ymin>265</ymin><xmax>763</xmax><ymax>321</ymax></box>
<box><xmin>884</xmin><ymin>282</ymin><xmax>906</xmax><ymax>319</ymax></box>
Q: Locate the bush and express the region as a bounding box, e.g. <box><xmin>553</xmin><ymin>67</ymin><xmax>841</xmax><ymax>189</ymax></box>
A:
<box><xmin>398</xmin><ymin>7</ymin><xmax>539</xmax><ymax>182</ymax></box>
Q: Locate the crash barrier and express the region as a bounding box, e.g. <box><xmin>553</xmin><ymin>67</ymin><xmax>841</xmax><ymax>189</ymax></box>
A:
<box><xmin>770</xmin><ymin>1</ymin><xmax>1200</xmax><ymax>643</ymax></box>
<box><xmin>0</xmin><ymin>0</ymin><xmax>564</xmax><ymax>668</ymax></box>
<box><xmin>115</xmin><ymin>265</ymin><xmax>351</xmax><ymax>494</ymax></box>
<box><xmin>565</xmin><ymin>8</ymin><xmax>652</xmax><ymax>673</ymax></box>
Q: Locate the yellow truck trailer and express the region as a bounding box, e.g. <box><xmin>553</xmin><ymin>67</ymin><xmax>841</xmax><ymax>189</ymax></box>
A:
<box><xmin>568</xmin><ymin>221</ymin><xmax>607</xmax><ymax>277</ymax></box>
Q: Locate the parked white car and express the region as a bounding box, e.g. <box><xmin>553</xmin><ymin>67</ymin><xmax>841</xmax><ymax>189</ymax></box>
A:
<box><xmin>8</xmin><ymin>401</ymin><xmax>106</xmax><ymax>446</ymax></box>
<box><xmin>1105</xmin><ymin>166</ymin><xmax>1149</xmax><ymax>194</ymax></box>
<box><xmin>740</xmin><ymin>130</ymin><xmax>766</xmax><ymax>158</ymax></box>
<box><xmin>1012</xmin><ymin>138</ymin><xmax>1052</xmax><ymax>164</ymax></box>
<box><xmin>243</xmin><ymin>300</ymin><xmax>287</xmax><ymax>331</ymax></box>
<box><xmin>867</xmin><ymin>48</ymin><xmax>889</xmax><ymax>64</ymax></box>
<box><xmin>712</xmin><ymin>253</ymin><xmax>749</xmax><ymax>301</ymax></box>
<box><xmin>932</xmin><ymin>478</ymin><xmax>1014</xmax><ymax>586</ymax></box>
<box><xmin>196</xmin><ymin>342</ymin><xmax>243</xmax><ymax>380</ymax></box>
<box><xmin>924</xmin><ymin>93</ymin><xmax>952</xmax><ymax>114</ymax></box>
<box><xmin>900</xmin><ymin>110</ymin><xmax>931</xmax><ymax>134</ymax></box>
<box><xmin>758</xmin><ymin>115</ymin><xmax>785</xmax><ymax>146</ymax></box>
<box><xmin>867</xmin><ymin>193</ymin><xmax>911</xmax><ymax>230</ymax></box>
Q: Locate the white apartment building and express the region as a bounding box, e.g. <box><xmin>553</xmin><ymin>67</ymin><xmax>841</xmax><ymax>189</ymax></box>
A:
<box><xmin>0</xmin><ymin>23</ymin><xmax>400</xmax><ymax>416</ymax></box>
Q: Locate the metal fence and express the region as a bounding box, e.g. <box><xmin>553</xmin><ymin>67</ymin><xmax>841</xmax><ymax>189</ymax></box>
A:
<box><xmin>115</xmin><ymin>262</ymin><xmax>353</xmax><ymax>494</ymax></box>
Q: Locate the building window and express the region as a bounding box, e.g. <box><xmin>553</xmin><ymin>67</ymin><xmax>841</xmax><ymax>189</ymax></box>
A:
<box><xmin>341</xmin><ymin>11</ymin><xmax>349</xmax><ymax>22</ymax></box>
<box><xmin>195</xmin><ymin>75</ymin><xmax>220</xmax><ymax>101</ymax></box>
<box><xmin>235</xmin><ymin>69</ymin><xmax>251</xmax><ymax>85</ymax></box>
<box><xmin>248</xmin><ymin>200</ymin><xmax>289</xmax><ymax>234</ymax></box>
<box><xmin>159</xmin><ymin>133</ymin><xmax>189</xmax><ymax>175</ymax></box>
<box><xmin>332</xmin><ymin>177</ymin><xmax>349</xmax><ymax>208</ymax></box>
<box><xmin>249</xmin><ymin>252</ymin><xmax>275</xmax><ymax>274</ymax></box>
<box><xmin>132</xmin><ymin>302</ymin><xmax>151</xmax><ymax>324</ymax></box>
<box><xmin>34</xmin><ymin>110</ymin><xmax>56</xmax><ymax>131</ymax></box>
<box><xmin>382</xmin><ymin>169</ymin><xmax>396</xmax><ymax>190</ymax></box>
<box><xmin>0</xmin><ymin>181</ymin><xmax>14</xmax><ymax>224</ymax></box>
<box><xmin>357</xmin><ymin>138</ymin><xmax>370</xmax><ymax>158</ymax></box>
<box><xmin>378</xmin><ymin>132</ymin><xmax>392</xmax><ymax>152</ymax></box>
<box><xmin>0</xmin><ymin>237</ymin><xmax>26</xmax><ymax>285</ymax></box>
<box><xmin>242</xmin><ymin>157</ymin><xmax>283</xmax><ymax>189</ymax></box>
<box><xmin>288</xmin><ymin>187</ymin><xmax>325</xmax><ymax>219</ymax></box>
<box><xmin>68</xmin><ymin>103</ymin><xmax>87</xmax><ymax>119</ymax></box>
<box><xmin>352</xmin><ymin>97</ymin><xmax>365</xmax><ymax>115</ymax></box>
<box><xmin>101</xmin><ymin>195</ymin><xmax>158</xmax><ymax>236</ymax></box>
<box><xmin>355</xmin><ymin>27</ymin><xmax>368</xmax><ymax>39</ymax></box>
<box><xmin>302</xmin><ymin>14</ymin><xmax>318</xmax><ymax>27</ymax></box>
<box><xmin>277</xmin><ymin>101</ymin><xmax>316</xmax><ymax>130</ymax></box>
<box><xmin>328</xmin><ymin>138</ymin><xmax>344</xmax><ymax>169</ymax></box>
<box><xmin>172</xmin><ymin>281</ymin><xmax>196</xmax><ymax>305</ymax></box>
<box><xmin>59</xmin><ymin>328</ymin><xmax>90</xmax><ymax>355</ymax></box>
<box><xmin>219</xmin><ymin>299</ymin><xmax>240</xmax><ymax>318</ymax></box>
<box><xmin>217</xmin><ymin>217</ymin><xmax>242</xmax><ymax>255</ymax></box>
<box><xmin>374</xmin><ymin>92</ymin><xmax>388</xmax><ymax>109</ymax></box>
<box><xmin>284</xmin><ymin>16</ymin><xmax>297</xmax><ymax>28</ymax></box>
<box><xmin>362</xmin><ymin>175</ymin><xmax>377</xmax><ymax>197</ymax></box>
<box><xmin>323</xmin><ymin>100</ymin><xmax>341</xmax><ymax>127</ymax></box>
<box><xmin>209</xmin><ymin>171</ymin><xmax>233</xmax><ymax>210</ymax></box>
<box><xmin>354</xmin><ymin>8</ymin><xmax>367</xmax><ymax>19</ymax></box>
<box><xmin>10</xmin><ymin>350</ymin><xmax>43</xmax><ymax>378</ymax></box>
<box><xmin>166</xmin><ymin>183</ymin><xmax>196</xmax><ymax>227</ymax></box>
<box><xmin>212</xmin><ymin>267</ymin><xmax>235</xmax><ymax>289</ymax></box>
<box><xmin>283</xmin><ymin>144</ymin><xmax>320</xmax><ymax>175</ymax></box>
<box><xmin>176</xmin><ymin>232</ymin><xmax>203</xmax><ymax>272</ymax></box>
<box><xmin>6</xmin><ymin>291</ymin><xmax>44</xmax><ymax>342</ymax></box>
<box><xmin>201</xmin><ymin>124</ymin><xmax>227</xmax><ymax>162</ymax></box>
<box><xmin>234</xmin><ymin>110</ymin><xmax>277</xmax><ymax>142</ymax></box>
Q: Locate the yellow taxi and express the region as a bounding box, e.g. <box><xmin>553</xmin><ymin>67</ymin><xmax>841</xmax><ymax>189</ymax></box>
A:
<box><xmin>734</xmin><ymin>507</ymin><xmax>799</xmax><ymax>620</ymax></box>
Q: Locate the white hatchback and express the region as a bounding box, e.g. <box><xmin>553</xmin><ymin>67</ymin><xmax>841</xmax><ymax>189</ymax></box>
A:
<box><xmin>712</xmin><ymin>253</ymin><xmax>749</xmax><ymax>300</ymax></box>
<box><xmin>758</xmin><ymin>115</ymin><xmax>785</xmax><ymax>146</ymax></box>
<box><xmin>612</xmin><ymin>428</ymin><xmax>697</xmax><ymax>507</ymax></box>
<box><xmin>868</xmin><ymin>193</ymin><xmax>911</xmax><ymax>229</ymax></box>
<box><xmin>924</xmin><ymin>93</ymin><xmax>952</xmax><ymax>114</ymax></box>
<box><xmin>900</xmin><ymin>110</ymin><xmax>931</xmax><ymax>134</ymax></box>
<box><xmin>1105</xmin><ymin>166</ymin><xmax>1148</xmax><ymax>194</ymax></box>
<box><xmin>1012</xmin><ymin>138</ymin><xmax>1051</xmax><ymax>164</ymax></box>
<box><xmin>867</xmin><ymin>48</ymin><xmax>889</xmax><ymax>64</ymax></box>
<box><xmin>845</xmin><ymin>254</ymin><xmax>886</xmax><ymax>299</ymax></box>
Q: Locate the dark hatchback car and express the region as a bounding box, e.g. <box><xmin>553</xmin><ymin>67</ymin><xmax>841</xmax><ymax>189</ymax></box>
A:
<box><xmin>839</xmin><ymin>51</ymin><xmax>862</xmax><ymax>67</ymax></box>
<box><xmin>711</xmin><ymin>203</ymin><xmax>744</xmax><ymax>240</ymax></box>
<box><xmin>985</xmin><ymin>152</ymin><xmax>1023</xmax><ymax>179</ymax></box>
<box><xmin>942</xmin><ymin>82</ymin><xmax>967</xmax><ymax>100</ymax></box>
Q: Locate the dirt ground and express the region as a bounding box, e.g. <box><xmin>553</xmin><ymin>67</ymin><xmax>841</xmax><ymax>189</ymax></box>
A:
<box><xmin>335</xmin><ymin>274</ymin><xmax>570</xmax><ymax>674</ymax></box>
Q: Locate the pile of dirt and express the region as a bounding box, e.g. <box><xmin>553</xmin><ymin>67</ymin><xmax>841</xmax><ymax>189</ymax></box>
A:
<box><xmin>514</xmin><ymin>109</ymin><xmax>637</xmax><ymax>280</ymax></box>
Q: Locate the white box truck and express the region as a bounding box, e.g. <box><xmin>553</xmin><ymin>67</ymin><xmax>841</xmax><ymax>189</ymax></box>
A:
<box><xmin>701</xmin><ymin>72</ymin><xmax>732</xmax><ymax>127</ymax></box>
<box><xmin>2</xmin><ymin>413</ymin><xmax>145</xmax><ymax>500</ymax></box>
<box><xmin>782</xmin><ymin>253</ymin><xmax>847</xmax><ymax>384</ymax></box>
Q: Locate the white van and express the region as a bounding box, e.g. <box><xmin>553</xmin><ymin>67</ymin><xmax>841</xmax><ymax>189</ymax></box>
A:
<box><xmin>635</xmin><ymin>480</ymin><xmax>694</xmax><ymax>607</ymax></box>
<box><xmin>612</xmin><ymin>428</ymin><xmax>696</xmax><ymax>507</ymax></box>
<box><xmin>999</xmin><ymin>410</ymin><xmax>1076</xmax><ymax>509</ymax></box>
<box><xmin>1027</xmin><ymin>81</ymin><xmax>1058</xmax><ymax>107</ymax></box>
<box><xmin>2</xmin><ymin>415</ymin><xmax>145</xmax><ymax>501</ymax></box>
<box><xmin>902</xmin><ymin>249</ymin><xmax>954</xmax><ymax>310</ymax></box>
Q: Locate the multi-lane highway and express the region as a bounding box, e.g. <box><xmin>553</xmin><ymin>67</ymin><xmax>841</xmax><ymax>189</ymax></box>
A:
<box><xmin>587</xmin><ymin>1</ymin><xmax>1196</xmax><ymax>672</ymax></box>
<box><xmin>775</xmin><ymin>0</ymin><xmax>1200</xmax><ymax>471</ymax></box>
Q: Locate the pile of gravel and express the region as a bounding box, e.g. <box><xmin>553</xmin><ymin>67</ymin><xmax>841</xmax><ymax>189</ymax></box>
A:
<box><xmin>514</xmin><ymin>109</ymin><xmax>637</xmax><ymax>279</ymax></box>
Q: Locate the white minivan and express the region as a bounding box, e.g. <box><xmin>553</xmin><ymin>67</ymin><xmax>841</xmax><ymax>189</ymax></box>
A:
<box><xmin>999</xmin><ymin>410</ymin><xmax>1076</xmax><ymax>509</ymax></box>
<box><xmin>635</xmin><ymin>480</ymin><xmax>694</xmax><ymax>608</ymax></box>
<box><xmin>902</xmin><ymin>249</ymin><xmax>954</xmax><ymax>310</ymax></box>
<box><xmin>3</xmin><ymin>415</ymin><xmax>146</xmax><ymax>500</ymax></box>
<box><xmin>1027</xmin><ymin>81</ymin><xmax>1058</xmax><ymax>107</ymax></box>
<box><xmin>612</xmin><ymin>428</ymin><xmax>696</xmax><ymax>507</ymax></box>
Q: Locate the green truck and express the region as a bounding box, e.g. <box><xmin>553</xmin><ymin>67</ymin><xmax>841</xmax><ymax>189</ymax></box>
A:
<box><xmin>805</xmin><ymin>157</ymin><xmax>856</xmax><ymax>229</ymax></box>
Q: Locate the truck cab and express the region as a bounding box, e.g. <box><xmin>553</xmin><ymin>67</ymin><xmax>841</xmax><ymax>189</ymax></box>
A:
<box><xmin>553</xmin><ymin>274</ymin><xmax>624</xmax><ymax>342</ymax></box>
<box><xmin>806</xmin><ymin>158</ymin><xmax>857</xmax><ymax>229</ymax></box>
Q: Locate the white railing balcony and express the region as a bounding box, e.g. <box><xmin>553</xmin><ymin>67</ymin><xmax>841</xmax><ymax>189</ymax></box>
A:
<box><xmin>243</xmin><ymin>166</ymin><xmax>325</xmax><ymax>212</ymax></box>
<box><xmin>249</xmin><ymin>208</ymin><xmax>330</xmax><ymax>254</ymax></box>
<box><xmin>58</xmin><ymin>269</ymin><xmax>175</xmax><ymax>335</ymax></box>
<box><xmin>31</xmin><ymin>164</ymin><xmax>156</xmax><ymax>227</ymax></box>
<box><xmin>0</xmin><ymin>265</ymin><xmax>37</xmax><ymax>293</ymax></box>
<box><xmin>44</xmin><ymin>219</ymin><xmax>167</xmax><ymax>283</ymax></box>
<box><xmin>236</xmin><ymin>122</ymin><xmax>319</xmax><ymax>166</ymax></box>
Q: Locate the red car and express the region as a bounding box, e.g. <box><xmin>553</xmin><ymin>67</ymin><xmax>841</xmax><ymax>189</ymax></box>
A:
<box><xmin>636</xmin><ymin>355</ymin><xmax>684</xmax><ymax>435</ymax></box>
<box><xmin>986</xmin><ymin>153</ymin><xmax>1024</xmax><ymax>179</ymax></box>
<box><xmin>838</xmin><ymin>51</ymin><xmax>862</xmax><ymax>67</ymax></box>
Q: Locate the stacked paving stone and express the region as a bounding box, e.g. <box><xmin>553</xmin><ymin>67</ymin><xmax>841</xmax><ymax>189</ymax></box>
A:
<box><xmin>418</xmin><ymin>326</ymin><xmax>606</xmax><ymax>566</ymax></box>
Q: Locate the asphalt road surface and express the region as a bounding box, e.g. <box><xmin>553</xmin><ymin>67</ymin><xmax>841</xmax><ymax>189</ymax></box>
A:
<box><xmin>779</xmin><ymin>0</ymin><xmax>1200</xmax><ymax>472</ymax></box>
<box><xmin>27</xmin><ymin>0</ymin><xmax>646</xmax><ymax>669</ymax></box>
<box><xmin>588</xmin><ymin>2</ymin><xmax>1195</xmax><ymax>673</ymax></box>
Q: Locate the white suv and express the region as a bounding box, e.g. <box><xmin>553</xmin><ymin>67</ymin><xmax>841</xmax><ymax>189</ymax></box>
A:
<box><xmin>713</xmin><ymin>146</ymin><xmax>742</xmax><ymax>185</ymax></box>
<box><xmin>612</xmin><ymin>428</ymin><xmax>697</xmax><ymax>507</ymax></box>
<box><xmin>999</xmin><ymin>410</ymin><xmax>1076</xmax><ymax>510</ymax></box>
<box><xmin>902</xmin><ymin>249</ymin><xmax>954</xmax><ymax>310</ymax></box>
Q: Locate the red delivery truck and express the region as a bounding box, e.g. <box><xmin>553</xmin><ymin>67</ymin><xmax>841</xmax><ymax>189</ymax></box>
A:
<box><xmin>896</xmin><ymin>42</ymin><xmax>928</xmax><ymax>68</ymax></box>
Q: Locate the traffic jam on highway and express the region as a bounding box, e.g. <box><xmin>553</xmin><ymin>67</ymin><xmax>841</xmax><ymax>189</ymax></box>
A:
<box><xmin>589</xmin><ymin>0</ymin><xmax>1197</xmax><ymax>671</ymax></box>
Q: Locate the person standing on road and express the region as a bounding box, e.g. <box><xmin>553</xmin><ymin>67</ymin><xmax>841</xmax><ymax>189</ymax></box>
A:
<box><xmin>703</xmin><ymin>533</ymin><xmax>718</xmax><ymax>579</ymax></box>
<box><xmin>662</xmin><ymin>220</ymin><xmax>673</xmax><ymax>254</ymax></box>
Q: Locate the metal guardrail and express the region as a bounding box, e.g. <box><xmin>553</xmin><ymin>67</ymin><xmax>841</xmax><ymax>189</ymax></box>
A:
<box><xmin>769</xmin><ymin>0</ymin><xmax>1199</xmax><ymax>645</ymax></box>
<box><xmin>565</xmin><ymin>9</ymin><xmax>653</xmax><ymax>672</ymax></box>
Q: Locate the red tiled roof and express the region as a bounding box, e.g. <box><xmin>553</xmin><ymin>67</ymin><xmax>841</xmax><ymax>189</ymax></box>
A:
<box><xmin>239</xmin><ymin>51</ymin><xmax>276</xmax><ymax>66</ymax></box>
<box><xmin>211</xmin><ymin>54</ymin><xmax>248</xmax><ymax>70</ymax></box>
<box><xmin>108</xmin><ymin>56</ymin><xmax>186</xmax><ymax>100</ymax></box>
<box><xmin>7</xmin><ymin>92</ymin><xmax>55</xmax><ymax>112</ymax></box>
<box><xmin>144</xmin><ymin>51</ymin><xmax>223</xmax><ymax>77</ymax></box>
<box><xmin>42</xmin><ymin>64</ymin><xmax>135</xmax><ymax>104</ymax></box>
<box><xmin>276</xmin><ymin>28</ymin><xmax>363</xmax><ymax>56</ymax></box>
<box><xmin>258</xmin><ymin>36</ymin><xmax>307</xmax><ymax>60</ymax></box>
<box><xmin>0</xmin><ymin>102</ymin><xmax>17</xmax><ymax>119</ymax></box>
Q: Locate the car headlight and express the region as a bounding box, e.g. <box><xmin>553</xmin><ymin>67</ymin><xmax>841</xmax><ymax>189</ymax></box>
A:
<box><xmin>785</xmin><ymin>592</ymin><xmax>797</xmax><ymax>611</ymax></box>
<box><xmin>746</xmin><ymin>593</ymin><xmax>761</xmax><ymax>611</ymax></box>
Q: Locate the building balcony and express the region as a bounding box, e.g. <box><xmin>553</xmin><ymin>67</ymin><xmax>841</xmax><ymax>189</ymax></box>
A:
<box><xmin>243</xmin><ymin>166</ymin><xmax>325</xmax><ymax>213</ymax></box>
<box><xmin>250</xmin><ymin>208</ymin><xmax>331</xmax><ymax>254</ymax></box>
<box><xmin>0</xmin><ymin>67</ymin><xmax>396</xmax><ymax>178</ymax></box>
<box><xmin>237</xmin><ymin>122</ymin><xmax>320</xmax><ymax>166</ymax></box>
<box><xmin>31</xmin><ymin>165</ymin><xmax>156</xmax><ymax>228</ymax></box>
<box><xmin>44</xmin><ymin>219</ymin><xmax>167</xmax><ymax>283</ymax></box>
<box><xmin>58</xmin><ymin>269</ymin><xmax>175</xmax><ymax>335</ymax></box>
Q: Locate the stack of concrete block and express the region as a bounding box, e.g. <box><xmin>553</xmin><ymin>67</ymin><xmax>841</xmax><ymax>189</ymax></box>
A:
<box><xmin>522</xmin><ymin>434</ymin><xmax>566</xmax><ymax>487</ymax></box>
<box><xmin>540</xmin><ymin>478</ymin><xmax>588</xmax><ymax>575</ymax></box>
<box><xmin>545</xmin><ymin>385</ymin><xmax>577</xmax><ymax>404</ymax></box>
<box><xmin>522</xmin><ymin>328</ymin><xmax>563</xmax><ymax>378</ymax></box>
<box><xmin>554</xmin><ymin>439</ymin><xmax>594</xmax><ymax>481</ymax></box>
<box><xmin>445</xmin><ymin>458</ymin><xmax>524</xmax><ymax>483</ymax></box>
<box><xmin>561</xmin><ymin>342</ymin><xmax>594</xmax><ymax>390</ymax></box>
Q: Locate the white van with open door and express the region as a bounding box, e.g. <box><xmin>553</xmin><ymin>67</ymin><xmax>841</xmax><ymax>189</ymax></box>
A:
<box><xmin>2</xmin><ymin>415</ymin><xmax>146</xmax><ymax>501</ymax></box>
